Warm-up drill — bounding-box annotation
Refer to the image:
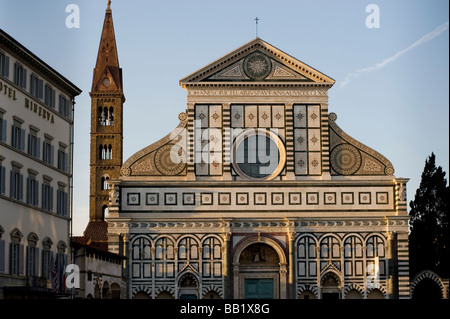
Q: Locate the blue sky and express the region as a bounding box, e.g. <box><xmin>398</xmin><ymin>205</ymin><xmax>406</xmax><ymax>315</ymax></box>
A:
<box><xmin>0</xmin><ymin>0</ymin><xmax>448</xmax><ymax>235</ymax></box>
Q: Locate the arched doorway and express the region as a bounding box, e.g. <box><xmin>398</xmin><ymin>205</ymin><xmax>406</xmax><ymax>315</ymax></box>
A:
<box><xmin>156</xmin><ymin>291</ymin><xmax>174</xmax><ymax>299</ymax></box>
<box><xmin>367</xmin><ymin>288</ymin><xmax>385</xmax><ymax>299</ymax></box>
<box><xmin>133</xmin><ymin>291</ymin><xmax>151</xmax><ymax>299</ymax></box>
<box><xmin>110</xmin><ymin>283</ymin><xmax>121</xmax><ymax>299</ymax></box>
<box><xmin>412</xmin><ymin>278</ymin><xmax>443</xmax><ymax>299</ymax></box>
<box><xmin>321</xmin><ymin>272</ymin><xmax>341</xmax><ymax>299</ymax></box>
<box><xmin>178</xmin><ymin>273</ymin><xmax>199</xmax><ymax>299</ymax></box>
<box><xmin>233</xmin><ymin>237</ymin><xmax>287</xmax><ymax>299</ymax></box>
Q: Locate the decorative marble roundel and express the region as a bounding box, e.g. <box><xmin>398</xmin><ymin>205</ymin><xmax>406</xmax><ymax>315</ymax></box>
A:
<box><xmin>154</xmin><ymin>144</ymin><xmax>186</xmax><ymax>175</ymax></box>
<box><xmin>243</xmin><ymin>52</ymin><xmax>272</xmax><ymax>80</ymax></box>
<box><xmin>330</xmin><ymin>143</ymin><xmax>362</xmax><ymax>175</ymax></box>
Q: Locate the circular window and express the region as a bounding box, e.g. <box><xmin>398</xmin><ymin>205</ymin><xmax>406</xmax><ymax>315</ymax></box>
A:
<box><xmin>232</xmin><ymin>129</ymin><xmax>286</xmax><ymax>180</ymax></box>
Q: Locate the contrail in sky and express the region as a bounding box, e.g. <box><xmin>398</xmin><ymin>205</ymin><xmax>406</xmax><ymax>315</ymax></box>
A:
<box><xmin>340</xmin><ymin>21</ymin><xmax>449</xmax><ymax>88</ymax></box>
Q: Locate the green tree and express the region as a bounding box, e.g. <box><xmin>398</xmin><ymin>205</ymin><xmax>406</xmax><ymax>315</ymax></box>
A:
<box><xmin>409</xmin><ymin>152</ymin><xmax>449</xmax><ymax>278</ymax></box>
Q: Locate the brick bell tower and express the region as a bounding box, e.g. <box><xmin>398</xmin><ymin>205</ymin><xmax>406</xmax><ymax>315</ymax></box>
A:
<box><xmin>88</xmin><ymin>0</ymin><xmax>125</xmax><ymax>224</ymax></box>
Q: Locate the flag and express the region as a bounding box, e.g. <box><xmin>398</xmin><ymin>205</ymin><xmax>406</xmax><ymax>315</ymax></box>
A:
<box><xmin>50</xmin><ymin>254</ymin><xmax>59</xmax><ymax>293</ymax></box>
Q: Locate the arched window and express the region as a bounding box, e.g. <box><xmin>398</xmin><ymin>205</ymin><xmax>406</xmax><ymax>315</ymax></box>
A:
<box><xmin>320</xmin><ymin>236</ymin><xmax>341</xmax><ymax>271</ymax></box>
<box><xmin>109</xmin><ymin>107</ymin><xmax>114</xmax><ymax>125</ymax></box>
<box><xmin>202</xmin><ymin>237</ymin><xmax>222</xmax><ymax>278</ymax></box>
<box><xmin>26</xmin><ymin>232</ymin><xmax>39</xmax><ymax>277</ymax></box>
<box><xmin>99</xmin><ymin>106</ymin><xmax>114</xmax><ymax>126</ymax></box>
<box><xmin>98</xmin><ymin>107</ymin><xmax>105</xmax><ymax>125</ymax></box>
<box><xmin>344</xmin><ymin>236</ymin><xmax>364</xmax><ymax>277</ymax></box>
<box><xmin>101</xmin><ymin>176</ymin><xmax>110</xmax><ymax>190</ymax></box>
<box><xmin>154</xmin><ymin>237</ymin><xmax>175</xmax><ymax>279</ymax></box>
<box><xmin>155</xmin><ymin>237</ymin><xmax>174</xmax><ymax>260</ymax></box>
<box><xmin>365</xmin><ymin>235</ymin><xmax>386</xmax><ymax>278</ymax></box>
<box><xmin>131</xmin><ymin>237</ymin><xmax>151</xmax><ymax>279</ymax></box>
<box><xmin>102</xmin><ymin>205</ymin><xmax>109</xmax><ymax>219</ymax></box>
<box><xmin>10</xmin><ymin>228</ymin><xmax>24</xmax><ymax>276</ymax></box>
<box><xmin>297</xmin><ymin>236</ymin><xmax>317</xmax><ymax>277</ymax></box>
<box><xmin>178</xmin><ymin>237</ymin><xmax>199</xmax><ymax>260</ymax></box>
<box><xmin>100</xmin><ymin>145</ymin><xmax>112</xmax><ymax>160</ymax></box>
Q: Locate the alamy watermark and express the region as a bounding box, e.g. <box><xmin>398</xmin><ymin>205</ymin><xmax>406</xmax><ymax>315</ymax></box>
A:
<box><xmin>366</xmin><ymin>4</ymin><xmax>380</xmax><ymax>29</ymax></box>
<box><xmin>65</xmin><ymin>4</ymin><xmax>80</xmax><ymax>29</ymax></box>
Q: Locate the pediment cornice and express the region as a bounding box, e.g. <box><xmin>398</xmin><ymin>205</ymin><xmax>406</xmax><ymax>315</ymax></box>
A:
<box><xmin>180</xmin><ymin>38</ymin><xmax>335</xmax><ymax>88</ymax></box>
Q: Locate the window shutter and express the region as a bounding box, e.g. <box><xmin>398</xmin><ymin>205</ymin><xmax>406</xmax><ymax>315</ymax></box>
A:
<box><xmin>38</xmin><ymin>79</ymin><xmax>43</xmax><ymax>100</ymax></box>
<box><xmin>26</xmin><ymin>177</ymin><xmax>31</xmax><ymax>204</ymax></box>
<box><xmin>19</xmin><ymin>174</ymin><xmax>23</xmax><ymax>201</ymax></box>
<box><xmin>64</xmin><ymin>192</ymin><xmax>68</xmax><ymax>216</ymax></box>
<box><xmin>44</xmin><ymin>84</ymin><xmax>49</xmax><ymax>105</ymax></box>
<box><xmin>13</xmin><ymin>62</ymin><xmax>18</xmax><ymax>84</ymax></box>
<box><xmin>4</xmin><ymin>56</ymin><xmax>9</xmax><ymax>78</ymax></box>
<box><xmin>51</xmin><ymin>89</ymin><xmax>56</xmax><ymax>108</ymax></box>
<box><xmin>11</xmin><ymin>125</ymin><xmax>15</xmax><ymax>147</ymax></box>
<box><xmin>64</xmin><ymin>153</ymin><xmax>68</xmax><ymax>172</ymax></box>
<box><xmin>10</xmin><ymin>170</ymin><xmax>13</xmax><ymax>198</ymax></box>
<box><xmin>35</xmin><ymin>180</ymin><xmax>39</xmax><ymax>206</ymax></box>
<box><xmin>50</xmin><ymin>145</ymin><xmax>54</xmax><ymax>165</ymax></box>
<box><xmin>1</xmin><ymin>119</ymin><xmax>6</xmax><ymax>142</ymax></box>
<box><xmin>27</xmin><ymin>134</ymin><xmax>32</xmax><ymax>154</ymax></box>
<box><xmin>0</xmin><ymin>240</ymin><xmax>5</xmax><ymax>273</ymax></box>
<box><xmin>58</xmin><ymin>95</ymin><xmax>63</xmax><ymax>113</ymax></box>
<box><xmin>20</xmin><ymin>129</ymin><xmax>25</xmax><ymax>151</ymax></box>
<box><xmin>0</xmin><ymin>166</ymin><xmax>5</xmax><ymax>194</ymax></box>
<box><xmin>36</xmin><ymin>137</ymin><xmax>41</xmax><ymax>158</ymax></box>
<box><xmin>34</xmin><ymin>247</ymin><xmax>39</xmax><ymax>277</ymax></box>
<box><xmin>26</xmin><ymin>246</ymin><xmax>30</xmax><ymax>276</ymax></box>
<box><xmin>22</xmin><ymin>68</ymin><xmax>27</xmax><ymax>89</ymax></box>
<box><xmin>41</xmin><ymin>183</ymin><xmax>45</xmax><ymax>209</ymax></box>
<box><xmin>50</xmin><ymin>186</ymin><xmax>54</xmax><ymax>211</ymax></box>
<box><xmin>18</xmin><ymin>244</ymin><xmax>24</xmax><ymax>275</ymax></box>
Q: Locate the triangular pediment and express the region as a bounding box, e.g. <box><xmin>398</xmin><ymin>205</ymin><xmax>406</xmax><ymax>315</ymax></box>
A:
<box><xmin>180</xmin><ymin>38</ymin><xmax>335</xmax><ymax>87</ymax></box>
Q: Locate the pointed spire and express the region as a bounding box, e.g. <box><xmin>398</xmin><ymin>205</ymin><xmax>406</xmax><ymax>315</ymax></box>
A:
<box><xmin>91</xmin><ymin>0</ymin><xmax>122</xmax><ymax>92</ymax></box>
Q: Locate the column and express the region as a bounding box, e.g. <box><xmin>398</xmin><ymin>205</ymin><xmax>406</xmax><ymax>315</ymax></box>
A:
<box><xmin>222</xmin><ymin>232</ymin><xmax>231</xmax><ymax>298</ymax></box>
<box><xmin>288</xmin><ymin>232</ymin><xmax>295</xmax><ymax>298</ymax></box>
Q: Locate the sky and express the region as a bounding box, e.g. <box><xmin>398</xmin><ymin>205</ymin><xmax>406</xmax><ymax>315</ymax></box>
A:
<box><xmin>0</xmin><ymin>0</ymin><xmax>448</xmax><ymax>236</ymax></box>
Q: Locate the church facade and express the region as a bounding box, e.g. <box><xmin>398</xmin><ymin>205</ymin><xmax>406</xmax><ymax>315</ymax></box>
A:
<box><xmin>92</xmin><ymin>4</ymin><xmax>410</xmax><ymax>300</ymax></box>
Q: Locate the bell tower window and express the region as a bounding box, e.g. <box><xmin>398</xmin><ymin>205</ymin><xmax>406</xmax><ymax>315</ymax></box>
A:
<box><xmin>99</xmin><ymin>106</ymin><xmax>114</xmax><ymax>126</ymax></box>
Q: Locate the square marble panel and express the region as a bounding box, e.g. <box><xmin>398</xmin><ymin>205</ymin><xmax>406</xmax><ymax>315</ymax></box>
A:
<box><xmin>272</xmin><ymin>105</ymin><xmax>285</xmax><ymax>128</ymax></box>
<box><xmin>146</xmin><ymin>193</ymin><xmax>159</xmax><ymax>205</ymax></box>
<box><xmin>254</xmin><ymin>192</ymin><xmax>267</xmax><ymax>205</ymax></box>
<box><xmin>209</xmin><ymin>105</ymin><xmax>222</xmax><ymax>128</ymax></box>
<box><xmin>342</xmin><ymin>192</ymin><xmax>354</xmax><ymax>205</ymax></box>
<box><xmin>293</xmin><ymin>104</ymin><xmax>307</xmax><ymax>128</ymax></box>
<box><xmin>289</xmin><ymin>192</ymin><xmax>302</xmax><ymax>205</ymax></box>
<box><xmin>219</xmin><ymin>192</ymin><xmax>231</xmax><ymax>205</ymax></box>
<box><xmin>324</xmin><ymin>192</ymin><xmax>336</xmax><ymax>205</ymax></box>
<box><xmin>308</xmin><ymin>129</ymin><xmax>321</xmax><ymax>151</ymax></box>
<box><xmin>183</xmin><ymin>193</ymin><xmax>195</xmax><ymax>205</ymax></box>
<box><xmin>231</xmin><ymin>105</ymin><xmax>244</xmax><ymax>128</ymax></box>
<box><xmin>236</xmin><ymin>192</ymin><xmax>248</xmax><ymax>205</ymax></box>
<box><xmin>359</xmin><ymin>192</ymin><xmax>371</xmax><ymax>204</ymax></box>
<box><xmin>127</xmin><ymin>193</ymin><xmax>140</xmax><ymax>206</ymax></box>
<box><xmin>307</xmin><ymin>105</ymin><xmax>320</xmax><ymax>128</ymax></box>
<box><xmin>294</xmin><ymin>129</ymin><xmax>307</xmax><ymax>151</ymax></box>
<box><xmin>294</xmin><ymin>152</ymin><xmax>308</xmax><ymax>175</ymax></box>
<box><xmin>271</xmin><ymin>192</ymin><xmax>284</xmax><ymax>205</ymax></box>
<box><xmin>201</xmin><ymin>193</ymin><xmax>213</xmax><ymax>205</ymax></box>
<box><xmin>165</xmin><ymin>193</ymin><xmax>177</xmax><ymax>205</ymax></box>
<box><xmin>244</xmin><ymin>105</ymin><xmax>258</xmax><ymax>127</ymax></box>
<box><xmin>308</xmin><ymin>152</ymin><xmax>322</xmax><ymax>175</ymax></box>
<box><xmin>306</xmin><ymin>192</ymin><xmax>319</xmax><ymax>205</ymax></box>
<box><xmin>376</xmin><ymin>192</ymin><xmax>389</xmax><ymax>204</ymax></box>
<box><xmin>258</xmin><ymin>105</ymin><xmax>271</xmax><ymax>127</ymax></box>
